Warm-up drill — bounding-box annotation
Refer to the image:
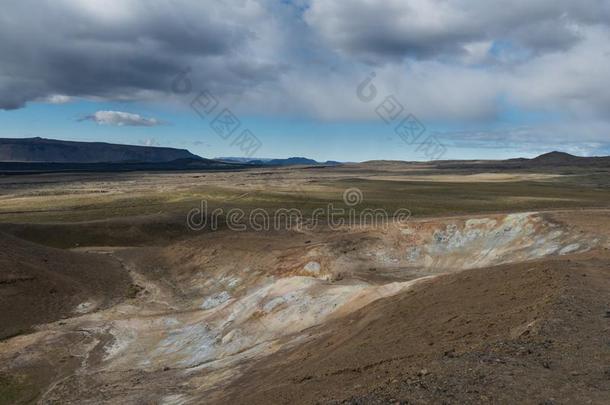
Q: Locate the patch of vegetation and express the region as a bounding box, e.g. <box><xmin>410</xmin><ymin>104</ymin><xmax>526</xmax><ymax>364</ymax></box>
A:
<box><xmin>126</xmin><ymin>283</ymin><xmax>145</xmax><ymax>299</ymax></box>
<box><xmin>0</xmin><ymin>374</ymin><xmax>36</xmax><ymax>405</ymax></box>
<box><xmin>323</xmin><ymin>178</ymin><xmax>610</xmax><ymax>217</ymax></box>
<box><xmin>0</xmin><ymin>170</ymin><xmax>608</xmax><ymax>249</ymax></box>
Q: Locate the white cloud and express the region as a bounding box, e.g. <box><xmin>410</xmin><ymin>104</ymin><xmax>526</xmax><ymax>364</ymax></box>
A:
<box><xmin>507</xmin><ymin>26</ymin><xmax>610</xmax><ymax>120</ymax></box>
<box><xmin>139</xmin><ymin>137</ymin><xmax>160</xmax><ymax>146</ymax></box>
<box><xmin>44</xmin><ymin>95</ymin><xmax>72</xmax><ymax>104</ymax></box>
<box><xmin>81</xmin><ymin>111</ymin><xmax>164</xmax><ymax>127</ymax></box>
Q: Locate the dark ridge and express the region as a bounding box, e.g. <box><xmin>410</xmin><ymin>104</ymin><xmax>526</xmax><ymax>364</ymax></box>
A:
<box><xmin>0</xmin><ymin>158</ymin><xmax>252</xmax><ymax>175</ymax></box>
<box><xmin>434</xmin><ymin>151</ymin><xmax>610</xmax><ymax>171</ymax></box>
<box><xmin>532</xmin><ymin>151</ymin><xmax>579</xmax><ymax>163</ymax></box>
<box><xmin>0</xmin><ymin>137</ymin><xmax>201</xmax><ymax>163</ymax></box>
<box><xmin>266</xmin><ymin>157</ymin><xmax>318</xmax><ymax>166</ymax></box>
<box><xmin>217</xmin><ymin>157</ymin><xmax>343</xmax><ymax>167</ymax></box>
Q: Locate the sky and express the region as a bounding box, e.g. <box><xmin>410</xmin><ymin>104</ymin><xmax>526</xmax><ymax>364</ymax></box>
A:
<box><xmin>1</xmin><ymin>0</ymin><xmax>610</xmax><ymax>161</ymax></box>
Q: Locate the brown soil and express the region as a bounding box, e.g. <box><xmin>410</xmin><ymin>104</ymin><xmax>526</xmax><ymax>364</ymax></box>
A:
<box><xmin>0</xmin><ymin>232</ymin><xmax>130</xmax><ymax>340</ymax></box>
<box><xmin>223</xmin><ymin>248</ymin><xmax>610</xmax><ymax>404</ymax></box>
<box><xmin>0</xmin><ymin>209</ymin><xmax>608</xmax><ymax>404</ymax></box>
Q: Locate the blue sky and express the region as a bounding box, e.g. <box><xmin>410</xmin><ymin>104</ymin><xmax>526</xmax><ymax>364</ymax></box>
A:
<box><xmin>1</xmin><ymin>1</ymin><xmax>609</xmax><ymax>161</ymax></box>
<box><xmin>0</xmin><ymin>98</ymin><xmax>562</xmax><ymax>162</ymax></box>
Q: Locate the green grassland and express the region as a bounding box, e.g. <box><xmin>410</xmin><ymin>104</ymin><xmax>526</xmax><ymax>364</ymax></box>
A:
<box><xmin>0</xmin><ymin>168</ymin><xmax>608</xmax><ymax>248</ymax></box>
<box><xmin>2</xmin><ymin>176</ymin><xmax>609</xmax><ymax>222</ymax></box>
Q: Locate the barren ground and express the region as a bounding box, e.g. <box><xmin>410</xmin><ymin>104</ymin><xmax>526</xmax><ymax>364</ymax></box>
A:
<box><xmin>0</xmin><ymin>162</ymin><xmax>609</xmax><ymax>404</ymax></box>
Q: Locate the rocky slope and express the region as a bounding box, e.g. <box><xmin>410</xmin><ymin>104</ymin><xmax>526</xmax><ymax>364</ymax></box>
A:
<box><xmin>1</xmin><ymin>210</ymin><xmax>607</xmax><ymax>403</ymax></box>
<box><xmin>0</xmin><ymin>232</ymin><xmax>130</xmax><ymax>340</ymax></box>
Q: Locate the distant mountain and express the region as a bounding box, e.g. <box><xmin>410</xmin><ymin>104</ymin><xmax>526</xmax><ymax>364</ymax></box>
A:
<box><xmin>0</xmin><ymin>137</ymin><xmax>200</xmax><ymax>163</ymax></box>
<box><xmin>435</xmin><ymin>151</ymin><xmax>610</xmax><ymax>171</ymax></box>
<box><xmin>216</xmin><ymin>157</ymin><xmax>273</xmax><ymax>163</ymax></box>
<box><xmin>217</xmin><ymin>156</ymin><xmax>342</xmax><ymax>167</ymax></box>
<box><xmin>0</xmin><ymin>138</ymin><xmax>346</xmax><ymax>174</ymax></box>
<box><xmin>531</xmin><ymin>151</ymin><xmax>581</xmax><ymax>164</ymax></box>
<box><xmin>267</xmin><ymin>157</ymin><xmax>318</xmax><ymax>166</ymax></box>
<box><xmin>527</xmin><ymin>151</ymin><xmax>610</xmax><ymax>167</ymax></box>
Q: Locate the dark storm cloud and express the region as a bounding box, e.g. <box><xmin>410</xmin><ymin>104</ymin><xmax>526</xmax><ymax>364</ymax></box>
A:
<box><xmin>304</xmin><ymin>0</ymin><xmax>610</xmax><ymax>61</ymax></box>
<box><xmin>0</xmin><ymin>0</ymin><xmax>281</xmax><ymax>110</ymax></box>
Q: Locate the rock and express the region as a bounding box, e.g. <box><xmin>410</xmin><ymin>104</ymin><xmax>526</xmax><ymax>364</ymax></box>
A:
<box><xmin>201</xmin><ymin>291</ymin><xmax>231</xmax><ymax>310</ymax></box>
<box><xmin>304</xmin><ymin>261</ymin><xmax>321</xmax><ymax>276</ymax></box>
<box><xmin>417</xmin><ymin>368</ymin><xmax>430</xmax><ymax>377</ymax></box>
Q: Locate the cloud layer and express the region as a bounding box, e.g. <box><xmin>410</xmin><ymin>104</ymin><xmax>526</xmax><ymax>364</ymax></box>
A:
<box><xmin>1</xmin><ymin>0</ymin><xmax>609</xmax><ymax>149</ymax></box>
<box><xmin>0</xmin><ymin>0</ymin><xmax>282</xmax><ymax>110</ymax></box>
<box><xmin>305</xmin><ymin>0</ymin><xmax>610</xmax><ymax>60</ymax></box>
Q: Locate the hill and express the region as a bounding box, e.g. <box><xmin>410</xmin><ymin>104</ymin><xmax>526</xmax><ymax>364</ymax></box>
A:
<box><xmin>217</xmin><ymin>156</ymin><xmax>342</xmax><ymax>166</ymax></box>
<box><xmin>267</xmin><ymin>157</ymin><xmax>318</xmax><ymax>166</ymax></box>
<box><xmin>531</xmin><ymin>151</ymin><xmax>579</xmax><ymax>164</ymax></box>
<box><xmin>0</xmin><ymin>232</ymin><xmax>130</xmax><ymax>340</ymax></box>
<box><xmin>0</xmin><ymin>137</ymin><xmax>200</xmax><ymax>163</ymax></box>
<box><xmin>434</xmin><ymin>151</ymin><xmax>610</xmax><ymax>171</ymax></box>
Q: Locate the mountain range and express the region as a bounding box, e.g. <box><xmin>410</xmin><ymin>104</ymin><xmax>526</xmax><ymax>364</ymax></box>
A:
<box><xmin>217</xmin><ymin>157</ymin><xmax>342</xmax><ymax>166</ymax></box>
<box><xmin>1</xmin><ymin>138</ymin><xmax>608</xmax><ymax>175</ymax></box>
<box><xmin>0</xmin><ymin>138</ymin><xmax>342</xmax><ymax>166</ymax></box>
<box><xmin>0</xmin><ymin>138</ymin><xmax>343</xmax><ymax>174</ymax></box>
